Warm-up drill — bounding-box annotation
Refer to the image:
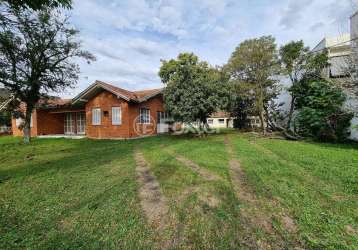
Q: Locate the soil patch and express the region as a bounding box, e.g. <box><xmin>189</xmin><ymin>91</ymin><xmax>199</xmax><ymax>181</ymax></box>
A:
<box><xmin>134</xmin><ymin>149</ymin><xmax>176</xmax><ymax>249</ymax></box>
<box><xmin>134</xmin><ymin>149</ymin><xmax>168</xmax><ymax>229</ymax></box>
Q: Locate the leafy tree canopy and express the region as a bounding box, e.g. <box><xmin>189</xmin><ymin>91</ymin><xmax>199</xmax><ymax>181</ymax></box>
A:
<box><xmin>0</xmin><ymin>4</ymin><xmax>94</xmax><ymax>142</ymax></box>
<box><xmin>225</xmin><ymin>35</ymin><xmax>280</xmax><ymax>134</ymax></box>
<box><xmin>1</xmin><ymin>0</ymin><xmax>71</xmax><ymax>10</ymax></box>
<box><xmin>279</xmin><ymin>40</ymin><xmax>329</xmax><ymax>131</ymax></box>
<box><xmin>159</xmin><ymin>53</ymin><xmax>227</xmax><ymax>126</ymax></box>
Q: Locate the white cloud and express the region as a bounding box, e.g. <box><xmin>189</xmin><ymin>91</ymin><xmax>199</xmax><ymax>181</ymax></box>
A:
<box><xmin>280</xmin><ymin>0</ymin><xmax>314</xmax><ymax>29</ymax></box>
<box><xmin>60</xmin><ymin>0</ymin><xmax>358</xmax><ymax>98</ymax></box>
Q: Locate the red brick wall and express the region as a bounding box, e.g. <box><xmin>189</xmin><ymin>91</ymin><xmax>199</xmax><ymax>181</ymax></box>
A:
<box><xmin>12</xmin><ymin>109</ymin><xmax>75</xmax><ymax>137</ymax></box>
<box><xmin>85</xmin><ymin>90</ymin><xmax>131</xmax><ymax>139</ymax></box>
<box><xmin>11</xmin><ymin>90</ymin><xmax>165</xmax><ymax>139</ymax></box>
<box><xmin>85</xmin><ymin>90</ymin><xmax>164</xmax><ymax>139</ymax></box>
<box><xmin>128</xmin><ymin>95</ymin><xmax>164</xmax><ymax>138</ymax></box>
<box><xmin>36</xmin><ymin>110</ymin><xmax>64</xmax><ymax>135</ymax></box>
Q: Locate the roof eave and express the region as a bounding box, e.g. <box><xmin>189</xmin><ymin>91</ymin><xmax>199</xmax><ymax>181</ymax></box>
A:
<box><xmin>72</xmin><ymin>81</ymin><xmax>131</xmax><ymax>104</ymax></box>
<box><xmin>137</xmin><ymin>89</ymin><xmax>163</xmax><ymax>102</ymax></box>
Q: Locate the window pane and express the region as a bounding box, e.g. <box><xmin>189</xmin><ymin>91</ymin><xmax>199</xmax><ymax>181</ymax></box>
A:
<box><xmin>92</xmin><ymin>108</ymin><xmax>101</xmax><ymax>125</ymax></box>
<box><xmin>112</xmin><ymin>107</ymin><xmax>121</xmax><ymax>125</ymax></box>
<box><xmin>140</xmin><ymin>108</ymin><xmax>150</xmax><ymax>124</ymax></box>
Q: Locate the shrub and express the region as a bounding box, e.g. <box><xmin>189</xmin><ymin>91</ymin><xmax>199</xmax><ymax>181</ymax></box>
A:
<box><xmin>293</xmin><ymin>79</ymin><xmax>353</xmax><ymax>141</ymax></box>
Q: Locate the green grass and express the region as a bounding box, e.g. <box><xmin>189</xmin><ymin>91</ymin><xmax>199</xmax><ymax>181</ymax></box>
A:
<box><xmin>0</xmin><ymin>132</ymin><xmax>357</xmax><ymax>249</ymax></box>
<box><xmin>0</xmin><ymin>137</ymin><xmax>154</xmax><ymax>249</ymax></box>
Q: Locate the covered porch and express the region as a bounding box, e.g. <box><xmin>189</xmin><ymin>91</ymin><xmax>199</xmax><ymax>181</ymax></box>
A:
<box><xmin>35</xmin><ymin>103</ymin><xmax>86</xmax><ymax>137</ymax></box>
<box><xmin>47</xmin><ymin>110</ymin><xmax>86</xmax><ymax>136</ymax></box>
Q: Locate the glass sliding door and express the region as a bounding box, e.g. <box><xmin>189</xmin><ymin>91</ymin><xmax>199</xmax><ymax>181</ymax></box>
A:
<box><xmin>76</xmin><ymin>112</ymin><xmax>86</xmax><ymax>135</ymax></box>
<box><xmin>64</xmin><ymin>113</ymin><xmax>74</xmax><ymax>134</ymax></box>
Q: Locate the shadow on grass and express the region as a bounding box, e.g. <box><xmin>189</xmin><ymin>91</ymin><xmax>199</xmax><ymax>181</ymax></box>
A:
<box><xmin>0</xmin><ymin>138</ymin><xmax>135</xmax><ymax>181</ymax></box>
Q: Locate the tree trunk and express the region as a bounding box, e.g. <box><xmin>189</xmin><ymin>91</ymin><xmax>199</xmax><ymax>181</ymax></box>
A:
<box><xmin>258</xmin><ymin>85</ymin><xmax>266</xmax><ymax>135</ymax></box>
<box><xmin>23</xmin><ymin>107</ymin><xmax>33</xmax><ymax>144</ymax></box>
<box><xmin>286</xmin><ymin>96</ymin><xmax>296</xmax><ymax>130</ymax></box>
<box><xmin>259</xmin><ymin>109</ymin><xmax>266</xmax><ymax>135</ymax></box>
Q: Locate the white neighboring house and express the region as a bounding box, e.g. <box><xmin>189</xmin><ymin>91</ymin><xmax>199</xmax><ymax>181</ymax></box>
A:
<box><xmin>183</xmin><ymin>111</ymin><xmax>234</xmax><ymax>129</ymax></box>
<box><xmin>207</xmin><ymin>112</ymin><xmax>234</xmax><ymax>128</ymax></box>
<box><xmin>312</xmin><ymin>34</ymin><xmax>351</xmax><ymax>80</ymax></box>
<box><xmin>350</xmin><ymin>12</ymin><xmax>358</xmax><ymax>140</ymax></box>
<box><xmin>310</xmin><ymin>12</ymin><xmax>358</xmax><ymax>140</ymax></box>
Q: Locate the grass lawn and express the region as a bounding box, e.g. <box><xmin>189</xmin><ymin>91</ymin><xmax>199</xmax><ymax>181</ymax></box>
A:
<box><xmin>0</xmin><ymin>131</ymin><xmax>357</xmax><ymax>249</ymax></box>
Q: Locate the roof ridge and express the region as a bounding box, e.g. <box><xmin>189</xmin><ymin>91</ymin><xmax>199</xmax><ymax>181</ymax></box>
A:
<box><xmin>91</xmin><ymin>80</ymin><xmax>163</xmax><ymax>102</ymax></box>
<box><xmin>95</xmin><ymin>80</ymin><xmax>135</xmax><ymax>94</ymax></box>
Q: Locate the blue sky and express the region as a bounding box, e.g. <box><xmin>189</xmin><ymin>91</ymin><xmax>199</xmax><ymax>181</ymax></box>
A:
<box><xmin>62</xmin><ymin>0</ymin><xmax>358</xmax><ymax>97</ymax></box>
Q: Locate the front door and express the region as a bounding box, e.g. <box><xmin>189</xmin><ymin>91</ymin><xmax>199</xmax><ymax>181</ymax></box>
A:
<box><xmin>76</xmin><ymin>112</ymin><xmax>86</xmax><ymax>135</ymax></box>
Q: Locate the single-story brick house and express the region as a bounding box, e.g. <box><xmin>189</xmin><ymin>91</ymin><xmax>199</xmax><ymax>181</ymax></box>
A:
<box><xmin>11</xmin><ymin>80</ymin><xmax>169</xmax><ymax>139</ymax></box>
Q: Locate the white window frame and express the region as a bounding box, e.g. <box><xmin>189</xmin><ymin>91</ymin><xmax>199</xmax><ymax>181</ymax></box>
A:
<box><xmin>112</xmin><ymin>107</ymin><xmax>122</xmax><ymax>125</ymax></box>
<box><xmin>92</xmin><ymin>108</ymin><xmax>101</xmax><ymax>125</ymax></box>
<box><xmin>218</xmin><ymin>118</ymin><xmax>225</xmax><ymax>124</ymax></box>
<box><xmin>139</xmin><ymin>108</ymin><xmax>150</xmax><ymax>124</ymax></box>
<box><xmin>207</xmin><ymin>119</ymin><xmax>213</xmax><ymax>125</ymax></box>
<box><xmin>157</xmin><ymin>111</ymin><xmax>169</xmax><ymax>124</ymax></box>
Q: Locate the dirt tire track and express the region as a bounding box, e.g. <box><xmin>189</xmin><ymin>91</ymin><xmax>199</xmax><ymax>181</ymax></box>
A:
<box><xmin>224</xmin><ymin>135</ymin><xmax>286</xmax><ymax>249</ymax></box>
<box><xmin>226</xmin><ymin>135</ymin><xmax>308</xmax><ymax>249</ymax></box>
<box><xmin>247</xmin><ymin>139</ymin><xmax>314</xmax><ymax>235</ymax></box>
<box><xmin>134</xmin><ymin>149</ymin><xmax>176</xmax><ymax>250</ymax></box>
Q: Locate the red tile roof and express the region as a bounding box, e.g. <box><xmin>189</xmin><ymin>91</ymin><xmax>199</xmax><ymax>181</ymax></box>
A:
<box><xmin>38</xmin><ymin>98</ymin><xmax>72</xmax><ymax>108</ymax></box>
<box><xmin>133</xmin><ymin>89</ymin><xmax>163</xmax><ymax>99</ymax></box>
<box><xmin>210</xmin><ymin>111</ymin><xmax>231</xmax><ymax>118</ymax></box>
<box><xmin>74</xmin><ymin>80</ymin><xmax>163</xmax><ymax>103</ymax></box>
<box><xmin>97</xmin><ymin>81</ymin><xmax>138</xmax><ymax>100</ymax></box>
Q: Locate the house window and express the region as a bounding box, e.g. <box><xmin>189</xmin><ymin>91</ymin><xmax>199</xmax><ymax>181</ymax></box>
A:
<box><xmin>139</xmin><ymin>108</ymin><xmax>150</xmax><ymax>124</ymax></box>
<box><xmin>92</xmin><ymin>108</ymin><xmax>101</xmax><ymax>125</ymax></box>
<box><xmin>207</xmin><ymin>119</ymin><xmax>213</xmax><ymax>125</ymax></box>
<box><xmin>218</xmin><ymin>118</ymin><xmax>225</xmax><ymax>124</ymax></box>
<box><xmin>157</xmin><ymin>111</ymin><xmax>168</xmax><ymax>124</ymax></box>
<box><xmin>112</xmin><ymin>107</ymin><xmax>121</xmax><ymax>125</ymax></box>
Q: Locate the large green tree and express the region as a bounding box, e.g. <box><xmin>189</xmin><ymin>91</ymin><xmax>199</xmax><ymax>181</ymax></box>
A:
<box><xmin>159</xmin><ymin>53</ymin><xmax>226</xmax><ymax>129</ymax></box>
<box><xmin>226</xmin><ymin>36</ymin><xmax>279</xmax><ymax>135</ymax></box>
<box><xmin>279</xmin><ymin>41</ymin><xmax>329</xmax><ymax>132</ymax></box>
<box><xmin>0</xmin><ymin>4</ymin><xmax>95</xmax><ymax>143</ymax></box>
